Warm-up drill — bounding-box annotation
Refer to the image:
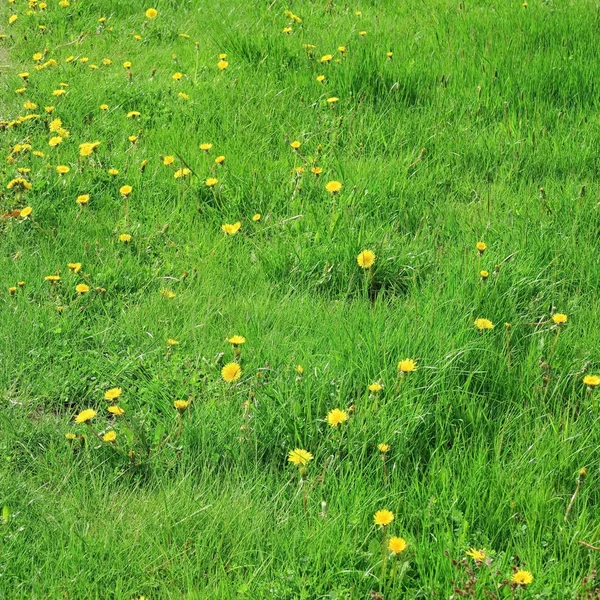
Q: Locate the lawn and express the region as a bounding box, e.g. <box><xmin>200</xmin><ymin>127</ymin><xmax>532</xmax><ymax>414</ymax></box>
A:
<box><xmin>1</xmin><ymin>0</ymin><xmax>600</xmax><ymax>598</ymax></box>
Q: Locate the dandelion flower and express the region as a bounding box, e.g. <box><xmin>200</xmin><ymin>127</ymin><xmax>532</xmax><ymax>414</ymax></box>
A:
<box><xmin>167</xmin><ymin>338</ymin><xmax>179</xmax><ymax>346</ymax></box>
<box><xmin>378</xmin><ymin>443</ymin><xmax>390</xmax><ymax>453</ymax></box>
<box><xmin>252</xmin><ymin>213</ymin><xmax>261</xmax><ymax>222</ymax></box>
<box><xmin>357</xmin><ymin>249</ymin><xmax>375</xmax><ymax>269</ymax></box>
<box><xmin>552</xmin><ymin>313</ymin><xmax>567</xmax><ymax>325</ymax></box>
<box><xmin>583</xmin><ymin>375</ymin><xmax>600</xmax><ymax>388</ymax></box>
<box><xmin>215</xmin><ymin>155</ymin><xmax>225</xmax><ymax>164</ymax></box>
<box><xmin>75</xmin><ymin>283</ymin><xmax>89</xmax><ymax>294</ymax></box>
<box><xmin>320</xmin><ymin>54</ymin><xmax>333</xmax><ymax>63</ymax></box>
<box><xmin>19</xmin><ymin>206</ymin><xmax>32</xmax><ymax>218</ymax></box>
<box><xmin>145</xmin><ymin>8</ymin><xmax>158</xmax><ymax>18</ymax></box>
<box><xmin>288</xmin><ymin>448</ymin><xmax>313</xmax><ymax>466</ymax></box>
<box><xmin>217</xmin><ymin>60</ymin><xmax>229</xmax><ymax>70</ymax></box>
<box><xmin>174</xmin><ymin>168</ymin><xmax>191</xmax><ymax>179</ymax></box>
<box><xmin>108</xmin><ymin>405</ymin><xmax>125</xmax><ymax>416</ymax></box>
<box><xmin>373</xmin><ymin>509</ymin><xmax>394</xmax><ymax>527</ymax></box>
<box><xmin>56</xmin><ymin>165</ymin><xmax>70</xmax><ymax>175</ymax></box>
<box><xmin>108</xmin><ymin>168</ymin><xmax>119</xmax><ymax>175</ymax></box>
<box><xmin>474</xmin><ymin>318</ymin><xmax>494</xmax><ymax>330</ymax></box>
<box><xmin>295</xmin><ymin>365</ymin><xmax>304</xmax><ymax>375</ymax></box>
<box><xmin>119</xmin><ymin>234</ymin><xmax>132</xmax><ymax>243</ymax></box>
<box><xmin>327</xmin><ymin>97</ymin><xmax>339</xmax><ymax>104</ymax></box>
<box><xmin>200</xmin><ymin>143</ymin><xmax>213</xmax><ymax>151</ymax></box>
<box><xmin>205</xmin><ymin>177</ymin><xmax>218</xmax><ymax>187</ymax></box>
<box><xmin>388</xmin><ymin>537</ymin><xmax>407</xmax><ymax>554</ymax></box>
<box><xmin>100</xmin><ymin>104</ymin><xmax>109</xmax><ymax>110</ymax></box>
<box><xmin>480</xmin><ymin>270</ymin><xmax>489</xmax><ymax>279</ymax></box>
<box><xmin>327</xmin><ymin>408</ymin><xmax>348</xmax><ymax>427</ymax></box>
<box><xmin>316</xmin><ymin>75</ymin><xmax>325</xmax><ymax>83</ymax></box>
<box><xmin>68</xmin><ymin>262</ymin><xmax>82</xmax><ymax>273</ymax></box>
<box><xmin>120</xmin><ymin>185</ymin><xmax>132</xmax><ymax>196</ymax></box>
<box><xmin>398</xmin><ymin>359</ymin><xmax>417</xmax><ymax>373</ymax></box>
<box><xmin>325</xmin><ymin>180</ymin><xmax>342</xmax><ymax>194</ymax></box>
<box><xmin>369</xmin><ymin>383</ymin><xmax>383</xmax><ymax>393</ymax></box>
<box><xmin>290</xmin><ymin>140</ymin><xmax>301</xmax><ymax>150</ymax></box>
<box><xmin>105</xmin><ymin>388</ymin><xmax>122</xmax><ymax>401</ymax></box>
<box><xmin>76</xmin><ymin>194</ymin><xmax>90</xmax><ymax>205</ymax></box>
<box><xmin>476</xmin><ymin>241</ymin><xmax>486</xmax><ymax>253</ymax></box>
<box><xmin>103</xmin><ymin>430</ymin><xmax>117</xmax><ymax>442</ymax></box>
<box><xmin>226</xmin><ymin>335</ymin><xmax>246</xmax><ymax>346</ymax></box>
<box><xmin>221</xmin><ymin>222</ymin><xmax>241</xmax><ymax>235</ymax></box>
<box><xmin>174</xmin><ymin>399</ymin><xmax>190</xmax><ymax>412</ymax></box>
<box><xmin>163</xmin><ymin>155</ymin><xmax>175</xmax><ymax>165</ymax></box>
<box><xmin>511</xmin><ymin>570</ymin><xmax>533</xmax><ymax>586</ymax></box>
<box><xmin>466</xmin><ymin>548</ymin><xmax>486</xmax><ymax>561</ymax></box>
<box><xmin>45</xmin><ymin>275</ymin><xmax>60</xmax><ymax>282</ymax></box>
<box><xmin>162</xmin><ymin>289</ymin><xmax>176</xmax><ymax>298</ymax></box>
<box><xmin>75</xmin><ymin>408</ymin><xmax>96</xmax><ymax>424</ymax></box>
<box><xmin>65</xmin><ymin>432</ymin><xmax>76</xmax><ymax>440</ymax></box>
<box><xmin>222</xmin><ymin>362</ymin><xmax>242</xmax><ymax>382</ymax></box>
<box><xmin>172</xmin><ymin>72</ymin><xmax>182</xmax><ymax>81</ymax></box>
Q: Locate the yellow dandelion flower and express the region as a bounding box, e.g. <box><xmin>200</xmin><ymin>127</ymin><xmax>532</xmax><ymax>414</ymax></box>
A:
<box><xmin>108</xmin><ymin>168</ymin><xmax>119</xmax><ymax>175</ymax></box>
<box><xmin>320</xmin><ymin>54</ymin><xmax>333</xmax><ymax>63</ymax></box>
<box><xmin>295</xmin><ymin>365</ymin><xmax>304</xmax><ymax>375</ymax></box>
<box><xmin>103</xmin><ymin>430</ymin><xmax>117</xmax><ymax>442</ymax></box>
<box><xmin>108</xmin><ymin>405</ymin><xmax>125</xmax><ymax>416</ymax></box>
<box><xmin>163</xmin><ymin>155</ymin><xmax>175</xmax><ymax>165</ymax></box>
<box><xmin>174</xmin><ymin>168</ymin><xmax>191</xmax><ymax>178</ymax></box>
<box><xmin>105</xmin><ymin>388</ymin><xmax>122</xmax><ymax>401</ymax></box>
<box><xmin>369</xmin><ymin>383</ymin><xmax>383</xmax><ymax>393</ymax></box>
<box><xmin>226</xmin><ymin>335</ymin><xmax>246</xmax><ymax>346</ymax></box>
<box><xmin>100</xmin><ymin>104</ymin><xmax>109</xmax><ymax>110</ymax></box>
<box><xmin>474</xmin><ymin>318</ymin><xmax>494</xmax><ymax>331</ymax></box>
<box><xmin>75</xmin><ymin>408</ymin><xmax>96</xmax><ymax>424</ymax></box>
<box><xmin>174</xmin><ymin>399</ymin><xmax>190</xmax><ymax>412</ymax></box>
<box><xmin>583</xmin><ymin>375</ymin><xmax>600</xmax><ymax>388</ymax></box>
<box><xmin>200</xmin><ymin>143</ymin><xmax>213</xmax><ymax>151</ymax></box>
<box><xmin>79</xmin><ymin>141</ymin><xmax>100</xmax><ymax>156</ymax></box>
<box><xmin>76</xmin><ymin>194</ymin><xmax>90</xmax><ymax>205</ymax></box>
<box><xmin>388</xmin><ymin>537</ymin><xmax>407</xmax><ymax>554</ymax></box>
<box><xmin>511</xmin><ymin>570</ymin><xmax>533</xmax><ymax>586</ymax></box>
<box><xmin>120</xmin><ymin>185</ymin><xmax>132</xmax><ymax>196</ymax></box>
<box><xmin>167</xmin><ymin>338</ymin><xmax>180</xmax><ymax>346</ymax></box>
<box><xmin>56</xmin><ymin>165</ymin><xmax>70</xmax><ymax>174</ymax></box>
<box><xmin>205</xmin><ymin>177</ymin><xmax>218</xmax><ymax>187</ymax></box>
<box><xmin>65</xmin><ymin>432</ymin><xmax>76</xmax><ymax>440</ymax></box>
<box><xmin>222</xmin><ymin>362</ymin><xmax>242</xmax><ymax>382</ymax></box>
<box><xmin>215</xmin><ymin>155</ymin><xmax>226</xmax><ymax>164</ymax></box>
<box><xmin>552</xmin><ymin>313</ymin><xmax>567</xmax><ymax>325</ymax></box>
<box><xmin>327</xmin><ymin>97</ymin><xmax>339</xmax><ymax>104</ymax></box>
<box><xmin>217</xmin><ymin>60</ymin><xmax>229</xmax><ymax>70</ymax></box>
<box><xmin>68</xmin><ymin>262</ymin><xmax>82</xmax><ymax>273</ymax></box>
<box><xmin>325</xmin><ymin>180</ymin><xmax>342</xmax><ymax>194</ymax></box>
<box><xmin>288</xmin><ymin>448</ymin><xmax>313</xmax><ymax>466</ymax></box>
<box><xmin>252</xmin><ymin>213</ymin><xmax>261</xmax><ymax>222</ymax></box>
<box><xmin>357</xmin><ymin>249</ymin><xmax>375</xmax><ymax>269</ymax></box>
<box><xmin>19</xmin><ymin>206</ymin><xmax>32</xmax><ymax>218</ymax></box>
<box><xmin>45</xmin><ymin>275</ymin><xmax>60</xmax><ymax>283</ymax></box>
<box><xmin>327</xmin><ymin>408</ymin><xmax>348</xmax><ymax>427</ymax></box>
<box><xmin>466</xmin><ymin>548</ymin><xmax>486</xmax><ymax>561</ymax></box>
<box><xmin>316</xmin><ymin>75</ymin><xmax>325</xmax><ymax>83</ymax></box>
<box><xmin>398</xmin><ymin>359</ymin><xmax>417</xmax><ymax>373</ymax></box>
<box><xmin>378</xmin><ymin>443</ymin><xmax>390</xmax><ymax>453</ymax></box>
<box><xmin>119</xmin><ymin>234</ymin><xmax>132</xmax><ymax>243</ymax></box>
<box><xmin>221</xmin><ymin>222</ymin><xmax>241</xmax><ymax>235</ymax></box>
<box><xmin>290</xmin><ymin>140</ymin><xmax>301</xmax><ymax>149</ymax></box>
<box><xmin>172</xmin><ymin>72</ymin><xmax>183</xmax><ymax>81</ymax></box>
<box><xmin>145</xmin><ymin>8</ymin><xmax>158</xmax><ymax>18</ymax></box>
<box><xmin>476</xmin><ymin>241</ymin><xmax>487</xmax><ymax>253</ymax></box>
<box><xmin>373</xmin><ymin>509</ymin><xmax>394</xmax><ymax>527</ymax></box>
<box><xmin>75</xmin><ymin>283</ymin><xmax>89</xmax><ymax>294</ymax></box>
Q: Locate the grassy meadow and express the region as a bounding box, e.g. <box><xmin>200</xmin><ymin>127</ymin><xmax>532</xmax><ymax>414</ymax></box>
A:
<box><xmin>2</xmin><ymin>0</ymin><xmax>600</xmax><ymax>597</ymax></box>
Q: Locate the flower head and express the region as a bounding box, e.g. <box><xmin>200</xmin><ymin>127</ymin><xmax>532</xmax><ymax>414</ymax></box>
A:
<box><xmin>466</xmin><ymin>548</ymin><xmax>486</xmax><ymax>561</ymax></box>
<box><xmin>369</xmin><ymin>383</ymin><xmax>383</xmax><ymax>393</ymax></box>
<box><xmin>511</xmin><ymin>570</ymin><xmax>533</xmax><ymax>586</ymax></box>
<box><xmin>75</xmin><ymin>283</ymin><xmax>90</xmax><ymax>294</ymax></box>
<box><xmin>474</xmin><ymin>318</ymin><xmax>494</xmax><ymax>331</ymax></box>
<box><xmin>552</xmin><ymin>313</ymin><xmax>567</xmax><ymax>325</ymax></box>
<box><xmin>373</xmin><ymin>509</ymin><xmax>394</xmax><ymax>527</ymax></box>
<box><xmin>583</xmin><ymin>375</ymin><xmax>600</xmax><ymax>388</ymax></box>
<box><xmin>145</xmin><ymin>8</ymin><xmax>158</xmax><ymax>18</ymax></box>
<box><xmin>378</xmin><ymin>443</ymin><xmax>390</xmax><ymax>453</ymax></box>
<box><xmin>357</xmin><ymin>249</ymin><xmax>375</xmax><ymax>269</ymax></box>
<box><xmin>288</xmin><ymin>448</ymin><xmax>313</xmax><ymax>467</ymax></box>
<box><xmin>174</xmin><ymin>399</ymin><xmax>190</xmax><ymax>412</ymax></box>
<box><xmin>205</xmin><ymin>177</ymin><xmax>218</xmax><ymax>187</ymax></box>
<box><xmin>108</xmin><ymin>405</ymin><xmax>125</xmax><ymax>416</ymax></box>
<box><xmin>388</xmin><ymin>537</ymin><xmax>407</xmax><ymax>554</ymax></box>
<box><xmin>120</xmin><ymin>185</ymin><xmax>132</xmax><ymax>197</ymax></box>
<box><xmin>75</xmin><ymin>408</ymin><xmax>96</xmax><ymax>424</ymax></box>
<box><xmin>398</xmin><ymin>359</ymin><xmax>417</xmax><ymax>373</ymax></box>
<box><xmin>222</xmin><ymin>222</ymin><xmax>241</xmax><ymax>235</ymax></box>
<box><xmin>476</xmin><ymin>241</ymin><xmax>487</xmax><ymax>253</ymax></box>
<box><xmin>103</xmin><ymin>430</ymin><xmax>117</xmax><ymax>442</ymax></box>
<box><xmin>104</xmin><ymin>387</ymin><xmax>122</xmax><ymax>401</ymax></box>
<box><xmin>226</xmin><ymin>335</ymin><xmax>246</xmax><ymax>346</ymax></box>
<box><xmin>327</xmin><ymin>408</ymin><xmax>348</xmax><ymax>427</ymax></box>
<box><xmin>76</xmin><ymin>194</ymin><xmax>90</xmax><ymax>205</ymax></box>
<box><xmin>221</xmin><ymin>362</ymin><xmax>242</xmax><ymax>382</ymax></box>
<box><xmin>325</xmin><ymin>180</ymin><xmax>342</xmax><ymax>194</ymax></box>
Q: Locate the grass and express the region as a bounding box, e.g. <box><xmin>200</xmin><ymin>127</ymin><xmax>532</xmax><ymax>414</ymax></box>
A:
<box><xmin>1</xmin><ymin>0</ymin><xmax>600</xmax><ymax>597</ymax></box>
